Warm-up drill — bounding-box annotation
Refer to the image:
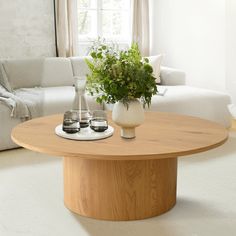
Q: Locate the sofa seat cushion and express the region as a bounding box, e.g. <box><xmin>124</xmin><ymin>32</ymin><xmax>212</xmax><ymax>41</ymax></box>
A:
<box><xmin>146</xmin><ymin>86</ymin><xmax>231</xmax><ymax>127</ymax></box>
<box><xmin>0</xmin><ymin>86</ymin><xmax>102</xmax><ymax>151</ymax></box>
<box><xmin>14</xmin><ymin>86</ymin><xmax>102</xmax><ymax>116</ymax></box>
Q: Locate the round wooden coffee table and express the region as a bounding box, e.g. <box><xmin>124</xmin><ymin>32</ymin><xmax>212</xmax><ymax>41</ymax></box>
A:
<box><xmin>11</xmin><ymin>112</ymin><xmax>228</xmax><ymax>221</ymax></box>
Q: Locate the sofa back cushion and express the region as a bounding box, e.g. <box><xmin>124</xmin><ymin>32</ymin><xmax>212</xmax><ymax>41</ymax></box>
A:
<box><xmin>70</xmin><ymin>56</ymin><xmax>91</xmax><ymax>77</ymax></box>
<box><xmin>1</xmin><ymin>57</ymin><xmax>74</xmax><ymax>90</ymax></box>
<box><xmin>41</xmin><ymin>58</ymin><xmax>74</xmax><ymax>87</ymax></box>
<box><xmin>2</xmin><ymin>58</ymin><xmax>44</xmax><ymax>91</ymax></box>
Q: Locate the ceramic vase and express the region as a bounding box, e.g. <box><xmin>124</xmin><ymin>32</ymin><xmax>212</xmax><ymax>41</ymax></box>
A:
<box><xmin>112</xmin><ymin>99</ymin><xmax>144</xmax><ymax>139</ymax></box>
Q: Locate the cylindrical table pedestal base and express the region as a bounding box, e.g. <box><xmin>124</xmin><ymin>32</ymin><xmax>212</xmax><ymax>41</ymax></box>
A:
<box><xmin>63</xmin><ymin>157</ymin><xmax>177</xmax><ymax>221</ymax></box>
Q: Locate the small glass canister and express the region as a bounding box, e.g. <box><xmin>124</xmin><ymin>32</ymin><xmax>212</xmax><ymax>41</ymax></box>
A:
<box><xmin>62</xmin><ymin>110</ymin><xmax>80</xmax><ymax>134</ymax></box>
<box><xmin>90</xmin><ymin>110</ymin><xmax>108</xmax><ymax>132</ymax></box>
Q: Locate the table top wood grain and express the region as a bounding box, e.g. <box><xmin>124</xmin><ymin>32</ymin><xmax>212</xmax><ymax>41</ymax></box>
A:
<box><xmin>11</xmin><ymin>112</ymin><xmax>228</xmax><ymax>160</ymax></box>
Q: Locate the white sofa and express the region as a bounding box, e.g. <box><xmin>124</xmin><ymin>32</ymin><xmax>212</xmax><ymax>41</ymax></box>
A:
<box><xmin>0</xmin><ymin>57</ymin><xmax>231</xmax><ymax>151</ymax></box>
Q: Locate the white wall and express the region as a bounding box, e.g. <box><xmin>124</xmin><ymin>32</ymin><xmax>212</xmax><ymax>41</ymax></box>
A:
<box><xmin>226</xmin><ymin>0</ymin><xmax>236</xmax><ymax>103</ymax></box>
<box><xmin>150</xmin><ymin>0</ymin><xmax>226</xmax><ymax>92</ymax></box>
<box><xmin>0</xmin><ymin>0</ymin><xmax>56</xmax><ymax>59</ymax></box>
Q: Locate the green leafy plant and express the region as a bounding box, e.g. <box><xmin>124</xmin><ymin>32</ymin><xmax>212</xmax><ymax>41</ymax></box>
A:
<box><xmin>85</xmin><ymin>40</ymin><xmax>157</xmax><ymax>107</ymax></box>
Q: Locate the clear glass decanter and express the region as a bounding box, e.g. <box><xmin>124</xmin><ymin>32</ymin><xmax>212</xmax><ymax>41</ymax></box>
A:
<box><xmin>73</xmin><ymin>76</ymin><xmax>92</xmax><ymax>128</ymax></box>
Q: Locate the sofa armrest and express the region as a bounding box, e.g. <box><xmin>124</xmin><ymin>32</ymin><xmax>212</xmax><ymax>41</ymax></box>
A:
<box><xmin>160</xmin><ymin>66</ymin><xmax>186</xmax><ymax>85</ymax></box>
<box><xmin>0</xmin><ymin>83</ymin><xmax>6</xmax><ymax>91</ymax></box>
<box><xmin>0</xmin><ymin>100</ymin><xmax>21</xmax><ymax>151</ymax></box>
<box><xmin>0</xmin><ymin>84</ymin><xmax>12</xmax><ymax>116</ymax></box>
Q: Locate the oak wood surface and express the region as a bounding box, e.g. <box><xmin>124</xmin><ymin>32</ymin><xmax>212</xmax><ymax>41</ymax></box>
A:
<box><xmin>64</xmin><ymin>156</ymin><xmax>177</xmax><ymax>220</ymax></box>
<box><xmin>11</xmin><ymin>112</ymin><xmax>228</xmax><ymax>160</ymax></box>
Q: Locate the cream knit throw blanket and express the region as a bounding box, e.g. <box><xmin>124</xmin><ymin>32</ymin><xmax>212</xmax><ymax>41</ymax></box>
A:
<box><xmin>0</xmin><ymin>85</ymin><xmax>43</xmax><ymax>120</ymax></box>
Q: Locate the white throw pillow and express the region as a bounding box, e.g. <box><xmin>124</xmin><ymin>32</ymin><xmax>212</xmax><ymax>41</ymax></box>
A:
<box><xmin>145</xmin><ymin>55</ymin><xmax>162</xmax><ymax>84</ymax></box>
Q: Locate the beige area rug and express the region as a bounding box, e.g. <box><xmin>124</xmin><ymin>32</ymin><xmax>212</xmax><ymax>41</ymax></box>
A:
<box><xmin>0</xmin><ymin>132</ymin><xmax>236</xmax><ymax>236</ymax></box>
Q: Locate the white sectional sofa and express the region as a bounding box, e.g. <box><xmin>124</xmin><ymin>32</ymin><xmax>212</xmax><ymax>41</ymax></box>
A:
<box><xmin>0</xmin><ymin>57</ymin><xmax>231</xmax><ymax>151</ymax></box>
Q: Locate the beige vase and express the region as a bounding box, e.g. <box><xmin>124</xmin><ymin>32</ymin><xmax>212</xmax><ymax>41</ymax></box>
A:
<box><xmin>112</xmin><ymin>99</ymin><xmax>145</xmax><ymax>139</ymax></box>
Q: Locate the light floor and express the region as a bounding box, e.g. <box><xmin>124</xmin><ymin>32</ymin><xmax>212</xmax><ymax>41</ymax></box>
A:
<box><xmin>0</xmin><ymin>132</ymin><xmax>236</xmax><ymax>236</ymax></box>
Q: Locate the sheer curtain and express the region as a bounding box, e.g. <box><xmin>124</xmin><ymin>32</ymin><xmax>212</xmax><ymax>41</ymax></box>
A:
<box><xmin>131</xmin><ymin>0</ymin><xmax>150</xmax><ymax>56</ymax></box>
<box><xmin>55</xmin><ymin>0</ymin><xmax>78</xmax><ymax>57</ymax></box>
